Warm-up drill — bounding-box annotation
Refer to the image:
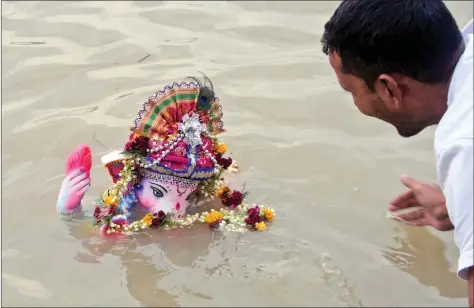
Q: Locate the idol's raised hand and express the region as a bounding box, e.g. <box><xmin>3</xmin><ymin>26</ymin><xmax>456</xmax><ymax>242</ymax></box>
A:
<box><xmin>57</xmin><ymin>169</ymin><xmax>90</xmax><ymax>214</ymax></box>
<box><xmin>56</xmin><ymin>144</ymin><xmax>92</xmax><ymax>216</ymax></box>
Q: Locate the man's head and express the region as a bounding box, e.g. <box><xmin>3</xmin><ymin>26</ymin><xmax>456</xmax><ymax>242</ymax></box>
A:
<box><xmin>322</xmin><ymin>0</ymin><xmax>464</xmax><ymax>137</ymax></box>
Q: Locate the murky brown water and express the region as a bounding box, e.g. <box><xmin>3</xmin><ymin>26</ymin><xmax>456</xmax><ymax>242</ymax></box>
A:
<box><xmin>2</xmin><ymin>1</ymin><xmax>472</xmax><ymax>307</ymax></box>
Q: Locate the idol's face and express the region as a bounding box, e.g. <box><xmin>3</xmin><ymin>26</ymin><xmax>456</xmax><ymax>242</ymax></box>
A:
<box><xmin>136</xmin><ymin>177</ymin><xmax>197</xmax><ymax>217</ymax></box>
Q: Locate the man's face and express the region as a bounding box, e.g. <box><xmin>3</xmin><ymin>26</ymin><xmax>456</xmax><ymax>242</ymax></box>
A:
<box><xmin>329</xmin><ymin>52</ymin><xmax>428</xmax><ymax>137</ymax></box>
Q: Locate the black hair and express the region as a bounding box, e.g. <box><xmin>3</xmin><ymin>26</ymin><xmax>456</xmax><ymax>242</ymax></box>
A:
<box><xmin>321</xmin><ymin>0</ymin><xmax>464</xmax><ymax>91</ymax></box>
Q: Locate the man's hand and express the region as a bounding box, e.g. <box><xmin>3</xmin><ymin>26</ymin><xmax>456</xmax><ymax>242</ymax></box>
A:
<box><xmin>388</xmin><ymin>175</ymin><xmax>454</xmax><ymax>231</ymax></box>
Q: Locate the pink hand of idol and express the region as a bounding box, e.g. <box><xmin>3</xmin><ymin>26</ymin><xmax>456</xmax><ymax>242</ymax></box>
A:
<box><xmin>56</xmin><ymin>168</ymin><xmax>91</xmax><ymax>212</ymax></box>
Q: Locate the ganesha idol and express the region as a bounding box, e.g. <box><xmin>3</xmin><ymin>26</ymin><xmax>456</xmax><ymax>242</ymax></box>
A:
<box><xmin>56</xmin><ymin>76</ymin><xmax>276</xmax><ymax>236</ymax></box>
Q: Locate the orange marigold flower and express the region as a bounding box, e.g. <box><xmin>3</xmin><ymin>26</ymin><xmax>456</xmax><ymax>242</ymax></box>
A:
<box><xmin>204</xmin><ymin>211</ymin><xmax>224</xmax><ymax>225</ymax></box>
<box><xmin>255</xmin><ymin>221</ymin><xmax>267</xmax><ymax>231</ymax></box>
<box><xmin>263</xmin><ymin>208</ymin><xmax>275</xmax><ymax>222</ymax></box>
<box><xmin>142</xmin><ymin>213</ymin><xmax>154</xmax><ymax>227</ymax></box>
<box><xmin>214</xmin><ymin>143</ymin><xmax>227</xmax><ymax>155</ymax></box>
<box><xmin>216</xmin><ymin>186</ymin><xmax>231</xmax><ymax>198</ymax></box>
<box><xmin>103</xmin><ymin>194</ymin><xmax>118</xmax><ymax>207</ymax></box>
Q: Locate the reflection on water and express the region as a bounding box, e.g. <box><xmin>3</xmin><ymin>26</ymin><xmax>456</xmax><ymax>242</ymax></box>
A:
<box><xmin>71</xmin><ymin>220</ymin><xmax>216</xmax><ymax>307</ymax></box>
<box><xmin>2</xmin><ymin>1</ymin><xmax>472</xmax><ymax>307</ymax></box>
<box><xmin>382</xmin><ymin>226</ymin><xmax>467</xmax><ymax>299</ymax></box>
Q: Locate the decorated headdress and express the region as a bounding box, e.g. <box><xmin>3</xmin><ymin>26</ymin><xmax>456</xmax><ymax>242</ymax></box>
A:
<box><xmin>93</xmin><ymin>76</ymin><xmax>275</xmax><ymax>235</ymax></box>
<box><xmin>133</xmin><ymin>76</ymin><xmax>225</xmax><ymax>182</ymax></box>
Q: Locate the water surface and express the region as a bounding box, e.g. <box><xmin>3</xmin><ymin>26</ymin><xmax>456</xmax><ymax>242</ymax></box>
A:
<box><xmin>2</xmin><ymin>1</ymin><xmax>472</xmax><ymax>306</ymax></box>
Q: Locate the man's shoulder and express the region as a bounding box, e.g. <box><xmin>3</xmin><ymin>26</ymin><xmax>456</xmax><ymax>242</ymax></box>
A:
<box><xmin>435</xmin><ymin>35</ymin><xmax>473</xmax><ymax>155</ymax></box>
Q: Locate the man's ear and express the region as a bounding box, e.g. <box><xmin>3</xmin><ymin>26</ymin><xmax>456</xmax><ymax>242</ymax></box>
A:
<box><xmin>374</xmin><ymin>74</ymin><xmax>402</xmax><ymax>111</ymax></box>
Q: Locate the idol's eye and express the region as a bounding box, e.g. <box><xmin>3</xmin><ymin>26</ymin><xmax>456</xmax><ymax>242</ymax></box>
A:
<box><xmin>151</xmin><ymin>186</ymin><xmax>164</xmax><ymax>198</ymax></box>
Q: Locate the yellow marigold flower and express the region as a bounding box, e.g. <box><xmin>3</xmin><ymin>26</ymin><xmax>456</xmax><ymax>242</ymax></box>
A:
<box><xmin>263</xmin><ymin>208</ymin><xmax>275</xmax><ymax>222</ymax></box>
<box><xmin>142</xmin><ymin>213</ymin><xmax>153</xmax><ymax>227</ymax></box>
<box><xmin>204</xmin><ymin>210</ymin><xmax>224</xmax><ymax>224</ymax></box>
<box><xmin>216</xmin><ymin>185</ymin><xmax>231</xmax><ymax>198</ymax></box>
<box><xmin>255</xmin><ymin>221</ymin><xmax>266</xmax><ymax>231</ymax></box>
<box><xmin>103</xmin><ymin>194</ymin><xmax>118</xmax><ymax>207</ymax></box>
<box><xmin>214</xmin><ymin>143</ymin><xmax>227</xmax><ymax>155</ymax></box>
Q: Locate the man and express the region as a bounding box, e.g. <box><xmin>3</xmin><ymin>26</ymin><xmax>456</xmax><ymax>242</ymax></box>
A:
<box><xmin>321</xmin><ymin>0</ymin><xmax>473</xmax><ymax>306</ymax></box>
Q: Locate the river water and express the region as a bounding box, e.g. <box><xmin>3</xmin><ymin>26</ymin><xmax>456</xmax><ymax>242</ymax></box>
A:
<box><xmin>2</xmin><ymin>1</ymin><xmax>472</xmax><ymax>307</ymax></box>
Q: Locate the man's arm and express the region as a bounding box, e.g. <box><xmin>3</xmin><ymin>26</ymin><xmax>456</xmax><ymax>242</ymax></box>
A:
<box><xmin>438</xmin><ymin>138</ymin><xmax>473</xmax><ymax>303</ymax></box>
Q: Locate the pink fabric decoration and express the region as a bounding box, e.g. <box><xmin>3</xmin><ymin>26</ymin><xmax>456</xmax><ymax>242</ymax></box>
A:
<box><xmin>147</xmin><ymin>137</ymin><xmax>216</xmax><ymax>170</ymax></box>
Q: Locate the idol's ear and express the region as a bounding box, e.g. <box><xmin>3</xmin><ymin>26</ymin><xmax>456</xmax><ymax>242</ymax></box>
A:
<box><xmin>101</xmin><ymin>150</ymin><xmax>128</xmax><ymax>183</ymax></box>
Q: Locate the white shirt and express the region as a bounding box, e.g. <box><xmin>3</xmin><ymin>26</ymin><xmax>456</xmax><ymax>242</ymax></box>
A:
<box><xmin>434</xmin><ymin>19</ymin><xmax>473</xmax><ymax>280</ymax></box>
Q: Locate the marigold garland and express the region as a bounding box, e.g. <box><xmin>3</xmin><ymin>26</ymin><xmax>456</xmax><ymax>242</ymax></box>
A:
<box><xmin>92</xmin><ymin>140</ymin><xmax>276</xmax><ymax>235</ymax></box>
<box><xmin>99</xmin><ymin>203</ymin><xmax>276</xmax><ymax>235</ymax></box>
